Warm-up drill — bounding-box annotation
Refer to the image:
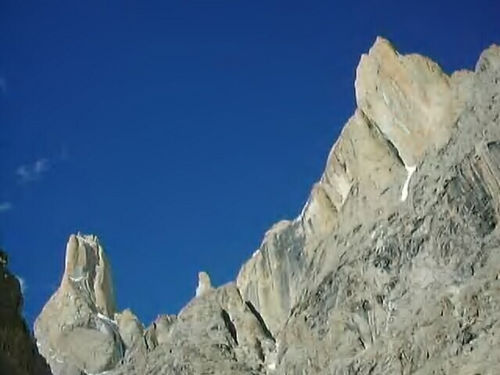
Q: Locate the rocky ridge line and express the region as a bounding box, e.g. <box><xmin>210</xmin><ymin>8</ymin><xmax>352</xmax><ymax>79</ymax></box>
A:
<box><xmin>236</xmin><ymin>36</ymin><xmax>472</xmax><ymax>335</ymax></box>
<box><xmin>33</xmin><ymin>37</ymin><xmax>500</xmax><ymax>374</ymax></box>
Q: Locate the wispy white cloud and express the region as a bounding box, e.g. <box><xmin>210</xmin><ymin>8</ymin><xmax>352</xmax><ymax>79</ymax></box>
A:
<box><xmin>34</xmin><ymin>158</ymin><xmax>49</xmax><ymax>174</ymax></box>
<box><xmin>0</xmin><ymin>202</ymin><xmax>12</xmax><ymax>213</ymax></box>
<box><xmin>16</xmin><ymin>158</ymin><xmax>50</xmax><ymax>183</ymax></box>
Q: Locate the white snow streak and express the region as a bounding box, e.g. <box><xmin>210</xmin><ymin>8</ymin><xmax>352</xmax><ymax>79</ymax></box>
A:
<box><xmin>97</xmin><ymin>312</ymin><xmax>117</xmax><ymax>325</ymax></box>
<box><xmin>401</xmin><ymin>165</ymin><xmax>416</xmax><ymax>202</ymax></box>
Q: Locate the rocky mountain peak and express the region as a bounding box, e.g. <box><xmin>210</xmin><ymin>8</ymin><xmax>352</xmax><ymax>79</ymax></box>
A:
<box><xmin>34</xmin><ymin>233</ymin><xmax>123</xmax><ymax>375</ymax></box>
<box><xmin>28</xmin><ymin>37</ymin><xmax>500</xmax><ymax>374</ymax></box>
<box><xmin>62</xmin><ymin>233</ymin><xmax>116</xmax><ymax>317</ymax></box>
<box><xmin>355</xmin><ymin>36</ymin><xmax>461</xmax><ymax>166</ymax></box>
<box><xmin>234</xmin><ymin>36</ymin><xmax>476</xmax><ymax>336</ymax></box>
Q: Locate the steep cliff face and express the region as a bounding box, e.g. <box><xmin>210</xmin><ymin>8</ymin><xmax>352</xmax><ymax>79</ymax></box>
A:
<box><xmin>248</xmin><ymin>41</ymin><xmax>500</xmax><ymax>374</ymax></box>
<box><xmin>33</xmin><ymin>38</ymin><xmax>500</xmax><ymax>374</ymax></box>
<box><xmin>0</xmin><ymin>251</ymin><xmax>51</xmax><ymax>375</ymax></box>
<box><xmin>235</xmin><ymin>37</ymin><xmax>474</xmax><ymax>336</ymax></box>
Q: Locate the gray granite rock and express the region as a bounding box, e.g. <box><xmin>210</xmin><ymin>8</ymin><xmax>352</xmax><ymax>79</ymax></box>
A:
<box><xmin>34</xmin><ymin>234</ymin><xmax>124</xmax><ymax>375</ymax></box>
<box><xmin>33</xmin><ymin>38</ymin><xmax>500</xmax><ymax>374</ymax></box>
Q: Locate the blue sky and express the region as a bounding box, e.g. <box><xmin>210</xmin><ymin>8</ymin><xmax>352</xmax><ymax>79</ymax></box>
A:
<box><xmin>1</xmin><ymin>1</ymin><xmax>499</xmax><ymax>326</ymax></box>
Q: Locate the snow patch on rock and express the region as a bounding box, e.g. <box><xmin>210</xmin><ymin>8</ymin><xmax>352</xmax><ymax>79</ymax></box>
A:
<box><xmin>401</xmin><ymin>165</ymin><xmax>416</xmax><ymax>202</ymax></box>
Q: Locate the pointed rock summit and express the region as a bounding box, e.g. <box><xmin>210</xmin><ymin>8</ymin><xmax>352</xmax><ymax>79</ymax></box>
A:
<box><xmin>35</xmin><ymin>234</ymin><xmax>124</xmax><ymax>375</ymax></box>
<box><xmin>62</xmin><ymin>233</ymin><xmax>116</xmax><ymax>316</ymax></box>
<box><xmin>355</xmin><ymin>37</ymin><xmax>462</xmax><ymax>166</ymax></box>
<box><xmin>195</xmin><ymin>271</ymin><xmax>213</xmax><ymax>297</ymax></box>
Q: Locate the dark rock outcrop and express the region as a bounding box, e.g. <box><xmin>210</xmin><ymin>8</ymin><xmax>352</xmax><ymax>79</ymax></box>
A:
<box><xmin>0</xmin><ymin>250</ymin><xmax>51</xmax><ymax>375</ymax></box>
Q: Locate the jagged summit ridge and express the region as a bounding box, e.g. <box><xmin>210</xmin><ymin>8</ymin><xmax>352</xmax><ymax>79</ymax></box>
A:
<box><xmin>33</xmin><ymin>37</ymin><xmax>500</xmax><ymax>374</ymax></box>
<box><xmin>235</xmin><ymin>36</ymin><xmax>474</xmax><ymax>335</ymax></box>
<box><xmin>63</xmin><ymin>233</ymin><xmax>116</xmax><ymax>316</ymax></box>
<box><xmin>35</xmin><ymin>233</ymin><xmax>277</xmax><ymax>374</ymax></box>
<box><xmin>356</xmin><ymin>37</ymin><xmax>463</xmax><ymax>165</ymax></box>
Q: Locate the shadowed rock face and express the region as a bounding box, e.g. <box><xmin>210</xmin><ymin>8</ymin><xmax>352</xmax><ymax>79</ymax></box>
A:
<box><xmin>0</xmin><ymin>251</ymin><xmax>52</xmax><ymax>375</ymax></box>
<box><xmin>33</xmin><ymin>38</ymin><xmax>500</xmax><ymax>374</ymax></box>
